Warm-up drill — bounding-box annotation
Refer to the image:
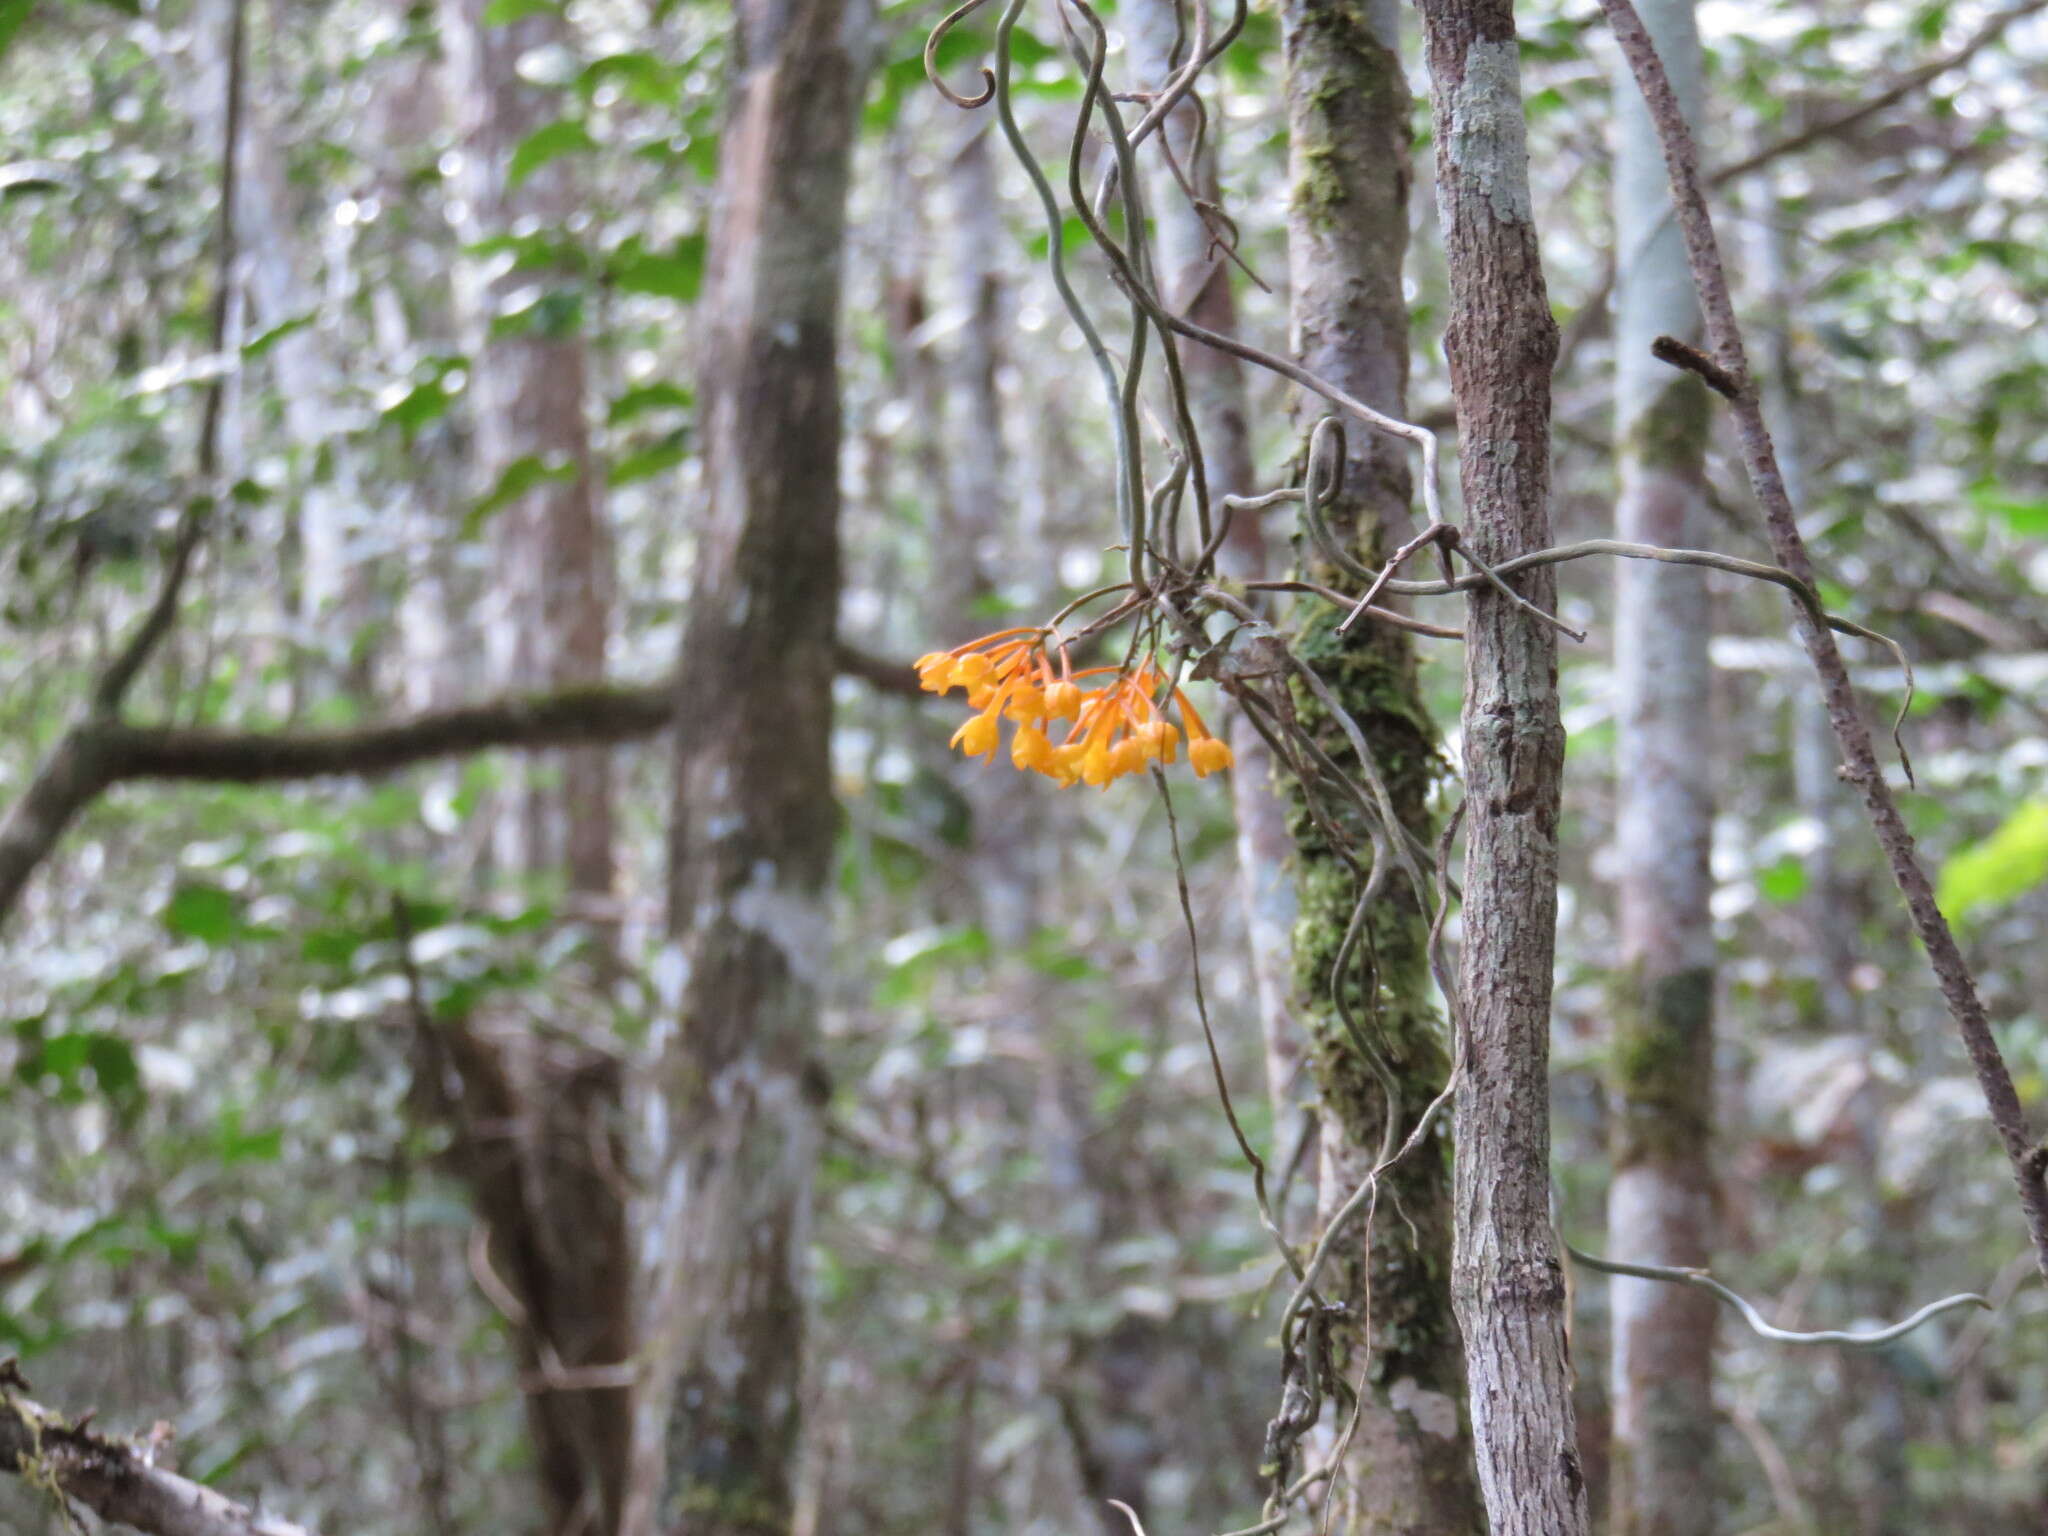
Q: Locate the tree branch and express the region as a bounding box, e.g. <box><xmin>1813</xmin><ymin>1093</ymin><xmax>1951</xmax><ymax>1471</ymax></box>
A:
<box><xmin>1566</xmin><ymin>1243</ymin><xmax>1989</xmax><ymax>1349</ymax></box>
<box><xmin>1710</xmin><ymin>0</ymin><xmax>2048</xmax><ymax>188</ymax></box>
<box><xmin>98</xmin><ymin>0</ymin><xmax>248</xmax><ymax>716</ymax></box>
<box><xmin>1601</xmin><ymin>0</ymin><xmax>2048</xmax><ymax>1285</ymax></box>
<box><xmin>1</xmin><ymin>646</ymin><xmax>925</xmax><ymax>933</ymax></box>
<box><xmin>0</xmin><ymin>682</ymin><xmax>676</xmax><ymax>930</ymax></box>
<box><xmin>0</xmin><ymin>1371</ymin><xmax>318</xmax><ymax>1536</ymax></box>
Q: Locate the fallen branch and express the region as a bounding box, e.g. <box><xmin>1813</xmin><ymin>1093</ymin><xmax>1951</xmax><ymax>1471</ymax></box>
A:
<box><xmin>1601</xmin><ymin>0</ymin><xmax>2048</xmax><ymax>1284</ymax></box>
<box><xmin>0</xmin><ymin>1366</ymin><xmax>318</xmax><ymax>1536</ymax></box>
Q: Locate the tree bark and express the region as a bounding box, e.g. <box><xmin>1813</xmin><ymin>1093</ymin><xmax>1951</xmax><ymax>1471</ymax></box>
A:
<box><xmin>440</xmin><ymin>0</ymin><xmax>616</xmax><ymax>891</ymax></box>
<box><xmin>1605</xmin><ymin>3</ymin><xmax>1718</xmax><ymax>1532</ymax></box>
<box><xmin>1413</xmin><ymin>3</ymin><xmax>1588</xmax><ymax>1533</ymax></box>
<box><xmin>637</xmin><ymin>2</ymin><xmax>865</xmax><ymax>1531</ymax></box>
<box><xmin>1276</xmin><ymin>3</ymin><xmax>1487</xmax><ymax>1532</ymax></box>
<box><xmin>0</xmin><ymin>1380</ymin><xmax>317</xmax><ymax>1536</ymax></box>
<box><xmin>435</xmin><ymin>6</ymin><xmax>632</xmax><ymax>1529</ymax></box>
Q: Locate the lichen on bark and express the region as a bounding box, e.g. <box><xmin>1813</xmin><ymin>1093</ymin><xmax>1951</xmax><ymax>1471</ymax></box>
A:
<box><xmin>1280</xmin><ymin>9</ymin><xmax>1484</xmax><ymax>1527</ymax></box>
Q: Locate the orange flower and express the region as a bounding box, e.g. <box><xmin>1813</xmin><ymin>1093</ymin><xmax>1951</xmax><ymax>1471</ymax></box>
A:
<box><xmin>922</xmin><ymin>628</ymin><xmax>1231</xmax><ymax>788</ymax></box>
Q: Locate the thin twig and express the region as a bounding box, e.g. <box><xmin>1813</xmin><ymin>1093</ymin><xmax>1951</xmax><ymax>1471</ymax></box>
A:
<box><xmin>1601</xmin><ymin>0</ymin><xmax>2048</xmax><ymax>1284</ymax></box>
<box><xmin>1709</xmin><ymin>0</ymin><xmax>2048</xmax><ymax>187</ymax></box>
<box><xmin>97</xmin><ymin>0</ymin><xmax>246</xmax><ymax>713</ymax></box>
<box><xmin>1567</xmin><ymin>1243</ymin><xmax>1989</xmax><ymax>1348</ymax></box>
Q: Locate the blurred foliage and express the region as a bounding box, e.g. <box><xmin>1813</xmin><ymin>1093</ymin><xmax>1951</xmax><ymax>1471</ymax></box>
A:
<box><xmin>0</xmin><ymin>0</ymin><xmax>2044</xmax><ymax>1532</ymax></box>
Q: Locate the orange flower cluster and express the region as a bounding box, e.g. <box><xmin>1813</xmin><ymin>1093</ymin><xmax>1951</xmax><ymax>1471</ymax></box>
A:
<box><xmin>916</xmin><ymin>628</ymin><xmax>1233</xmax><ymax>788</ymax></box>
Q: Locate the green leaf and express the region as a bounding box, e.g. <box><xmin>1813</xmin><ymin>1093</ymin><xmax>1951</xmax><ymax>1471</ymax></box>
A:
<box><xmin>508</xmin><ymin>119</ymin><xmax>597</xmax><ymax>188</ymax></box>
<box><xmin>607</xmin><ymin>381</ymin><xmax>693</xmax><ymax>425</ymax></box>
<box><xmin>481</xmin><ymin>0</ymin><xmax>560</xmax><ymax>21</ymax></box>
<box><xmin>464</xmin><ymin>452</ymin><xmax>578</xmax><ymax>535</ymax></box>
<box><xmin>876</xmin><ymin>924</ymin><xmax>990</xmax><ymax>1005</ymax></box>
<box><xmin>378</xmin><ymin>360</ymin><xmax>465</xmax><ymax>437</ymax></box>
<box><xmin>164</xmin><ymin>882</ymin><xmax>240</xmax><ymax>943</ymax></box>
<box><xmin>0</xmin><ymin>0</ymin><xmax>32</xmax><ymax>57</ymax></box>
<box><xmin>464</xmin><ymin>230</ymin><xmax>588</xmax><ymax>274</ymax></box>
<box><xmin>609</xmin><ymin>233</ymin><xmax>705</xmax><ymax>301</ymax></box>
<box><xmin>86</xmin><ymin>1035</ymin><xmax>139</xmax><ymax>1096</ymax></box>
<box><xmin>1967</xmin><ymin>480</ymin><xmax>2048</xmax><ymax>538</ymax></box>
<box><xmin>490</xmin><ymin>286</ymin><xmax>584</xmax><ymax>341</ymax></box>
<box><xmin>216</xmin><ymin>1107</ymin><xmax>285</xmax><ymax>1165</ymax></box>
<box><xmin>1758</xmin><ymin>855</ymin><xmax>1808</xmax><ymax>904</ymax></box>
<box><xmin>1939</xmin><ymin>800</ymin><xmax>2048</xmax><ymax>922</ymax></box>
<box><xmin>578</xmin><ymin>49</ymin><xmax>678</xmax><ymax>105</ymax></box>
<box><xmin>242</xmin><ymin>311</ymin><xmax>315</xmax><ymax>359</ymax></box>
<box><xmin>608</xmin><ymin>436</ymin><xmax>686</xmax><ymax>487</ymax></box>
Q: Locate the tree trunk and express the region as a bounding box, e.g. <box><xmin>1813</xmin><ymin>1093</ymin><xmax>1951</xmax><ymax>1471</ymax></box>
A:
<box><xmin>1127</xmin><ymin>0</ymin><xmax>1303</xmax><ymax>1134</ymax></box>
<box><xmin>1605</xmin><ymin>3</ymin><xmax>1718</xmax><ymax>1532</ymax></box>
<box><xmin>433</xmin><ymin>7</ymin><xmax>633</xmax><ymax>1533</ymax></box>
<box><xmin>1275</xmin><ymin>3</ymin><xmax>1488</xmax><ymax>1532</ymax></box>
<box><xmin>440</xmin><ymin>0</ymin><xmax>615</xmax><ymax>890</ymax></box>
<box><xmin>637</xmin><ymin>3</ymin><xmax>865</xmax><ymax>1531</ymax></box>
<box><xmin>1412</xmin><ymin>3</ymin><xmax>1588</xmax><ymax>1532</ymax></box>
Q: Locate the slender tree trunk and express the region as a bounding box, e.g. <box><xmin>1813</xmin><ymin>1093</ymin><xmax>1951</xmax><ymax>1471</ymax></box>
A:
<box><xmin>1273</xmin><ymin>3</ymin><xmax>1487</xmax><ymax>1531</ymax></box>
<box><xmin>1127</xmin><ymin>0</ymin><xmax>1302</xmax><ymax>1133</ymax></box>
<box><xmin>1605</xmin><ymin>4</ymin><xmax>1718</xmax><ymax>1532</ymax></box>
<box><xmin>1413</xmin><ymin>3</ymin><xmax>1588</xmax><ymax>1532</ymax></box>
<box><xmin>433</xmin><ymin>8</ymin><xmax>634</xmax><ymax>1533</ymax></box>
<box><xmin>440</xmin><ymin>0</ymin><xmax>615</xmax><ymax>889</ymax></box>
<box><xmin>637</xmin><ymin>4</ymin><xmax>865</xmax><ymax>1531</ymax></box>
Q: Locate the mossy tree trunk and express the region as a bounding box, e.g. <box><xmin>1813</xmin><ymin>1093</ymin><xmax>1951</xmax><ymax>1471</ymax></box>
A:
<box><xmin>1606</xmin><ymin>3</ymin><xmax>1719</xmax><ymax>1533</ymax></box>
<box><xmin>1280</xmin><ymin>4</ymin><xmax>1485</xmax><ymax>1531</ymax></box>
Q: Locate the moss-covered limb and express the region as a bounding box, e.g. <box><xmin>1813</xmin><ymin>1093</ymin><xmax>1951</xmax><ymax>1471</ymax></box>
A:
<box><xmin>1277</xmin><ymin>4</ymin><xmax>1485</xmax><ymax>1532</ymax></box>
<box><xmin>0</xmin><ymin>1375</ymin><xmax>318</xmax><ymax>1536</ymax></box>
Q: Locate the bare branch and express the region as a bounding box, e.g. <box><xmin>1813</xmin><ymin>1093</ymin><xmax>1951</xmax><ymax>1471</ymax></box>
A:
<box><xmin>0</xmin><ymin>1372</ymin><xmax>318</xmax><ymax>1536</ymax></box>
<box><xmin>1709</xmin><ymin>0</ymin><xmax>2048</xmax><ymax>188</ymax></box>
<box><xmin>99</xmin><ymin>0</ymin><xmax>247</xmax><ymax>715</ymax></box>
<box><xmin>1</xmin><ymin>644</ymin><xmax>921</xmax><ymax>932</ymax></box>
<box><xmin>1600</xmin><ymin>0</ymin><xmax>2048</xmax><ymax>1284</ymax></box>
<box><xmin>1567</xmin><ymin>1243</ymin><xmax>1989</xmax><ymax>1349</ymax></box>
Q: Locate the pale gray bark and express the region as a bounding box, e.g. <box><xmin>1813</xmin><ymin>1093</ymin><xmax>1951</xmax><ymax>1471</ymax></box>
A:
<box><xmin>1415</xmin><ymin>3</ymin><xmax>1590</xmax><ymax>1532</ymax></box>
<box><xmin>1606</xmin><ymin>4</ymin><xmax>1719</xmax><ymax>1532</ymax></box>
<box><xmin>636</xmin><ymin>4</ymin><xmax>868</xmax><ymax>1531</ymax></box>
<box><xmin>0</xmin><ymin>1386</ymin><xmax>318</xmax><ymax>1536</ymax></box>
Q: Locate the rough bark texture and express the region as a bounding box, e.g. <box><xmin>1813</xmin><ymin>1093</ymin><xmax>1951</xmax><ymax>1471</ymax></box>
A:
<box><xmin>1606</xmin><ymin>3</ymin><xmax>1718</xmax><ymax>1532</ymax></box>
<box><xmin>1278</xmin><ymin>3</ymin><xmax>1487</xmax><ymax>1532</ymax></box>
<box><xmin>639</xmin><ymin>4</ymin><xmax>863</xmax><ymax>1532</ymax></box>
<box><xmin>0</xmin><ymin>1385</ymin><xmax>317</xmax><ymax>1536</ymax></box>
<box><xmin>1598</xmin><ymin>0</ymin><xmax>2048</xmax><ymax>1285</ymax></box>
<box><xmin>1127</xmin><ymin>0</ymin><xmax>1302</xmax><ymax>1132</ymax></box>
<box><xmin>1414</xmin><ymin>4</ymin><xmax>1588</xmax><ymax>1534</ymax></box>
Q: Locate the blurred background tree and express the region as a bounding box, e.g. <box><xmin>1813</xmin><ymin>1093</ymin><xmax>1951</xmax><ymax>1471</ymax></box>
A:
<box><xmin>2</xmin><ymin>1</ymin><xmax>2048</xmax><ymax>1533</ymax></box>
